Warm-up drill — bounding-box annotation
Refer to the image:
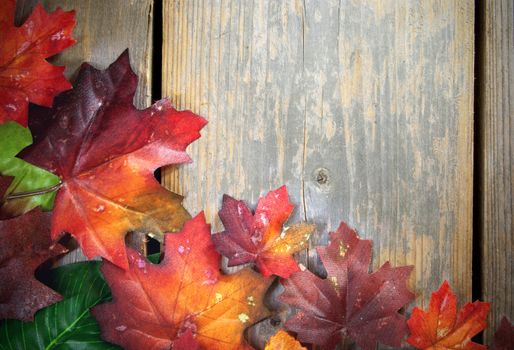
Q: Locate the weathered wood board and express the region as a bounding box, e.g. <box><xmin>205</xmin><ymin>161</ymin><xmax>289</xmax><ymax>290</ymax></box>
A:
<box><xmin>11</xmin><ymin>0</ymin><xmax>496</xmax><ymax>348</ymax></box>
<box><xmin>15</xmin><ymin>0</ymin><xmax>154</xmax><ymax>264</ymax></box>
<box><xmin>162</xmin><ymin>0</ymin><xmax>474</xmax><ymax>333</ymax></box>
<box><xmin>479</xmin><ymin>0</ymin><xmax>514</xmax><ymax>342</ymax></box>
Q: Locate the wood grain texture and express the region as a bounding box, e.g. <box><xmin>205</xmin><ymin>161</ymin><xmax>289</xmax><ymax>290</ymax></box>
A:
<box><xmin>479</xmin><ymin>0</ymin><xmax>514</xmax><ymax>343</ymax></box>
<box><xmin>162</xmin><ymin>2</ymin><xmax>474</xmax><ymax>346</ymax></box>
<box><xmin>15</xmin><ymin>0</ymin><xmax>154</xmax><ymax>264</ymax></box>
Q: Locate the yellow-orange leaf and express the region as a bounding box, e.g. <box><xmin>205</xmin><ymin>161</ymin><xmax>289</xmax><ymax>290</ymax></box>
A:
<box><xmin>265</xmin><ymin>330</ymin><xmax>306</xmax><ymax>350</ymax></box>
<box><xmin>93</xmin><ymin>213</ymin><xmax>272</xmax><ymax>350</ymax></box>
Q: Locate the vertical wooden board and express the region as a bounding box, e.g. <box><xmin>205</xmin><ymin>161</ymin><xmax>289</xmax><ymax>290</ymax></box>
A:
<box><xmin>15</xmin><ymin>0</ymin><xmax>154</xmax><ymax>264</ymax></box>
<box><xmin>480</xmin><ymin>0</ymin><xmax>514</xmax><ymax>342</ymax></box>
<box><xmin>162</xmin><ymin>0</ymin><xmax>474</xmax><ymax>344</ymax></box>
<box><xmin>299</xmin><ymin>0</ymin><xmax>475</xmax><ymax>301</ymax></box>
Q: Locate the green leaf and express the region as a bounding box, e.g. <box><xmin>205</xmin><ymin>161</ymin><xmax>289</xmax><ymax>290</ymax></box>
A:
<box><xmin>147</xmin><ymin>252</ymin><xmax>161</xmax><ymax>264</ymax></box>
<box><xmin>0</xmin><ymin>121</ymin><xmax>60</xmax><ymax>216</ymax></box>
<box><xmin>0</xmin><ymin>261</ymin><xmax>119</xmax><ymax>350</ymax></box>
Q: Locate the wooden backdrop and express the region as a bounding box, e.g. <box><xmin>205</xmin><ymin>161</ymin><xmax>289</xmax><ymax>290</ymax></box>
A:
<box><xmin>15</xmin><ymin>0</ymin><xmax>514</xmax><ymax>347</ymax></box>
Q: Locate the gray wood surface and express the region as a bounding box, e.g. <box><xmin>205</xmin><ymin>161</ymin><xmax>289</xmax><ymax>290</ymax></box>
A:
<box><xmin>479</xmin><ymin>0</ymin><xmax>514</xmax><ymax>343</ymax></box>
<box><xmin>162</xmin><ymin>2</ymin><xmax>474</xmax><ymax>347</ymax></box>
<box><xmin>15</xmin><ymin>0</ymin><xmax>154</xmax><ymax>264</ymax></box>
<box><xmin>13</xmin><ymin>0</ymin><xmax>500</xmax><ymax>348</ymax></box>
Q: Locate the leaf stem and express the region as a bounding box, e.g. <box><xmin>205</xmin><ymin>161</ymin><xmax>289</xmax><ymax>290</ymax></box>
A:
<box><xmin>5</xmin><ymin>182</ymin><xmax>63</xmax><ymax>200</ymax></box>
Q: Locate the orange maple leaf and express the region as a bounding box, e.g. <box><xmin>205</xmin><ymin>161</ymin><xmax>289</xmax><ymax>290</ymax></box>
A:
<box><xmin>264</xmin><ymin>330</ymin><xmax>306</xmax><ymax>350</ymax></box>
<box><xmin>0</xmin><ymin>0</ymin><xmax>75</xmax><ymax>126</ymax></box>
<box><xmin>23</xmin><ymin>52</ymin><xmax>206</xmax><ymax>269</ymax></box>
<box><xmin>407</xmin><ymin>281</ymin><xmax>490</xmax><ymax>350</ymax></box>
<box><xmin>92</xmin><ymin>213</ymin><xmax>272</xmax><ymax>350</ymax></box>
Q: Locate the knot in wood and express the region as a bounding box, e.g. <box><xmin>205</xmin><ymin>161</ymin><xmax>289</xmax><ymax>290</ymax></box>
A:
<box><xmin>314</xmin><ymin>168</ymin><xmax>329</xmax><ymax>185</ymax></box>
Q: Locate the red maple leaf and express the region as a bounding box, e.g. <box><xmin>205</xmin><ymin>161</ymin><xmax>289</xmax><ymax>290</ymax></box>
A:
<box><xmin>0</xmin><ymin>176</ymin><xmax>13</xmax><ymax>199</ymax></box>
<box><xmin>172</xmin><ymin>329</ymin><xmax>201</xmax><ymax>350</ymax></box>
<box><xmin>92</xmin><ymin>213</ymin><xmax>271</xmax><ymax>350</ymax></box>
<box><xmin>0</xmin><ymin>208</ymin><xmax>67</xmax><ymax>321</ymax></box>
<box><xmin>22</xmin><ymin>51</ymin><xmax>206</xmax><ymax>269</ymax></box>
<box><xmin>211</xmin><ymin>186</ymin><xmax>314</xmax><ymax>278</ymax></box>
<box><xmin>0</xmin><ymin>0</ymin><xmax>75</xmax><ymax>126</ymax></box>
<box><xmin>280</xmin><ymin>222</ymin><xmax>414</xmax><ymax>350</ymax></box>
<box><xmin>407</xmin><ymin>281</ymin><xmax>490</xmax><ymax>350</ymax></box>
<box><xmin>493</xmin><ymin>317</ymin><xmax>514</xmax><ymax>350</ymax></box>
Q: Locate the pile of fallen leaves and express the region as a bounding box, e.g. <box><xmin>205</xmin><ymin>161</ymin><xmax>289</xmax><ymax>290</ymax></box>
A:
<box><xmin>0</xmin><ymin>2</ymin><xmax>512</xmax><ymax>349</ymax></box>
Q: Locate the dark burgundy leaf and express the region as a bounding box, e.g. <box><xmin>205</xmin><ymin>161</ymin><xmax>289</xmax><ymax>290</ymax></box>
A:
<box><xmin>280</xmin><ymin>222</ymin><xmax>414</xmax><ymax>350</ymax></box>
<box><xmin>0</xmin><ymin>209</ymin><xmax>67</xmax><ymax>321</ymax></box>
<box><xmin>493</xmin><ymin>317</ymin><xmax>514</xmax><ymax>350</ymax></box>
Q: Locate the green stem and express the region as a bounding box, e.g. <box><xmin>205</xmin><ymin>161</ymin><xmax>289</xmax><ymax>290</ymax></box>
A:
<box><xmin>5</xmin><ymin>182</ymin><xmax>63</xmax><ymax>200</ymax></box>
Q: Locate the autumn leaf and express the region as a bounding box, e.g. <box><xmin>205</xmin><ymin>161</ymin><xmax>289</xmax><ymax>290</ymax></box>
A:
<box><xmin>264</xmin><ymin>330</ymin><xmax>306</xmax><ymax>350</ymax></box>
<box><xmin>0</xmin><ymin>0</ymin><xmax>75</xmax><ymax>126</ymax></box>
<box><xmin>172</xmin><ymin>329</ymin><xmax>201</xmax><ymax>350</ymax></box>
<box><xmin>0</xmin><ymin>208</ymin><xmax>67</xmax><ymax>321</ymax></box>
<box><xmin>407</xmin><ymin>281</ymin><xmax>490</xmax><ymax>350</ymax></box>
<box><xmin>92</xmin><ymin>213</ymin><xmax>272</xmax><ymax>350</ymax></box>
<box><xmin>0</xmin><ymin>121</ymin><xmax>60</xmax><ymax>217</ymax></box>
<box><xmin>22</xmin><ymin>51</ymin><xmax>207</xmax><ymax>269</ymax></box>
<box><xmin>0</xmin><ymin>176</ymin><xmax>13</xmax><ymax>199</ymax></box>
<box><xmin>493</xmin><ymin>317</ymin><xmax>513</xmax><ymax>350</ymax></box>
<box><xmin>280</xmin><ymin>222</ymin><xmax>414</xmax><ymax>350</ymax></box>
<box><xmin>212</xmin><ymin>186</ymin><xmax>314</xmax><ymax>278</ymax></box>
<box><xmin>0</xmin><ymin>260</ymin><xmax>120</xmax><ymax>349</ymax></box>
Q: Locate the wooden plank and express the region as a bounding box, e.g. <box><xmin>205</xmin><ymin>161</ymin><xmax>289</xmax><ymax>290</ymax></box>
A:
<box><xmin>163</xmin><ymin>0</ymin><xmax>474</xmax><ymax>340</ymax></box>
<box><xmin>479</xmin><ymin>0</ymin><xmax>514</xmax><ymax>342</ymax></box>
<box><xmin>15</xmin><ymin>0</ymin><xmax>154</xmax><ymax>264</ymax></box>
